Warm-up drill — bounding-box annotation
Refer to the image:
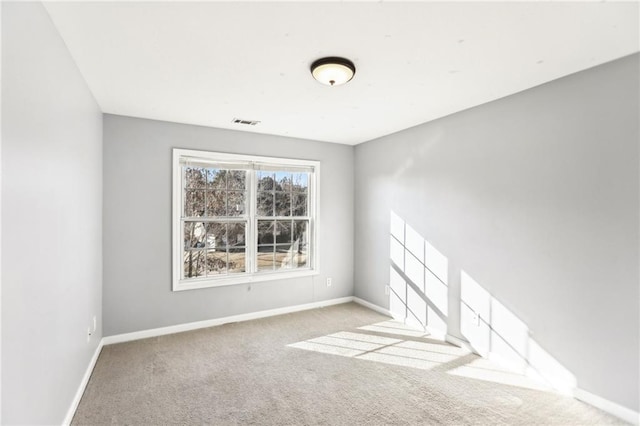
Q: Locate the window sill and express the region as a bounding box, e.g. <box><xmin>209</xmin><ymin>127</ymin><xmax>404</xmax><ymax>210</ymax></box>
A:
<box><xmin>173</xmin><ymin>269</ymin><xmax>319</xmax><ymax>291</ymax></box>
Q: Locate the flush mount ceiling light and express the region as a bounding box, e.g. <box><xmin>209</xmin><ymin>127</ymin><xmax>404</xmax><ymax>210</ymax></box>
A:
<box><xmin>310</xmin><ymin>57</ymin><xmax>356</xmax><ymax>86</ymax></box>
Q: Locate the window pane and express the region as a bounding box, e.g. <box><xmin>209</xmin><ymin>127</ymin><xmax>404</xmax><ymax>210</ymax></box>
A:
<box><xmin>292</xmin><ymin>242</ymin><xmax>308</xmax><ymax>268</ymax></box>
<box><xmin>275</xmin><ymin>245</ymin><xmax>293</xmax><ymax>270</ymax></box>
<box><xmin>228</xmin><ymin>191</ymin><xmax>246</xmax><ymax>216</ymax></box>
<box><xmin>292</xmin><ymin>193</ymin><xmax>307</xmax><ymax>217</ymax></box>
<box><xmin>293</xmin><ymin>220</ymin><xmax>309</xmax><ymax>268</ymax></box>
<box><xmin>205</xmin><ymin>223</ymin><xmax>227</xmax><ymax>249</ymax></box>
<box><xmin>228</xmin><ymin>247</ymin><xmax>246</xmax><ymax>273</ymax></box>
<box><xmin>206</xmin><ymin>250</ymin><xmax>227</xmax><ymax>275</ymax></box>
<box><xmin>185</xmin><ymin>167</ymin><xmax>206</xmax><ymax>189</ymax></box>
<box><xmin>293</xmin><ymin>220</ymin><xmax>308</xmax><ymax>245</ymax></box>
<box><xmin>184</xmin><ymin>222</ymin><xmax>202</xmax><ymax>249</ymax></box>
<box><xmin>275</xmin><ymin>220</ymin><xmax>292</xmax><ymax>244</ymax></box>
<box><xmin>292</xmin><ymin>173</ymin><xmax>308</xmax><ymax>193</ymax></box>
<box><xmin>228</xmin><ymin>170</ymin><xmax>246</xmax><ymax>190</ymax></box>
<box><xmin>257</xmin><ymin>171</ymin><xmax>275</xmax><ymax>190</ymax></box>
<box><xmin>205</xmin><ymin>190</ymin><xmax>226</xmax><ymax>217</ymax></box>
<box><xmin>257</xmin><ymin>247</ymin><xmax>274</xmax><ymax>271</ymax></box>
<box><xmin>276</xmin><ymin>171</ymin><xmax>291</xmax><ymax>192</ymax></box>
<box><xmin>275</xmin><ymin>192</ymin><xmax>291</xmax><ymax>217</ymax></box>
<box><xmin>206</xmin><ymin>169</ymin><xmax>226</xmax><ymax>188</ymax></box>
<box><xmin>183</xmin><ymin>249</ymin><xmax>206</xmax><ymax>278</ymax></box>
<box><xmin>184</xmin><ymin>222</ymin><xmax>206</xmax><ymax>248</ymax></box>
<box><xmin>228</xmin><ymin>223</ymin><xmax>246</xmax><ymax>246</ymax></box>
<box><xmin>258</xmin><ymin>220</ymin><xmax>274</xmax><ymax>245</ymax></box>
<box><xmin>257</xmin><ymin>192</ymin><xmax>274</xmax><ymax>216</ymax></box>
<box><xmin>185</xmin><ymin>190</ymin><xmax>205</xmax><ymax>217</ymax></box>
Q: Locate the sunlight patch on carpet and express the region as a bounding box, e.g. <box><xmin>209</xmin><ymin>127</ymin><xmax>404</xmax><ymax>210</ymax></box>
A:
<box><xmin>288</xmin><ymin>327</ymin><xmax>470</xmax><ymax>372</ymax></box>
<box><xmin>288</xmin><ymin>322</ymin><xmax>553</xmax><ymax>391</ymax></box>
<box><xmin>448</xmin><ymin>358</ymin><xmax>552</xmax><ymax>391</ymax></box>
<box><xmin>358</xmin><ymin>320</ymin><xmax>430</xmax><ymax>337</ymax></box>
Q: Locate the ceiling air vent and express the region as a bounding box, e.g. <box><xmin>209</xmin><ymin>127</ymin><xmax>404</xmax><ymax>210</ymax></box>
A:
<box><xmin>232</xmin><ymin>118</ymin><xmax>260</xmax><ymax>126</ymax></box>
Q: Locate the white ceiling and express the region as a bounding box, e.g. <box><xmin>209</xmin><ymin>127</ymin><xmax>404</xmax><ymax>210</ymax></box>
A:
<box><xmin>44</xmin><ymin>1</ymin><xmax>639</xmax><ymax>145</ymax></box>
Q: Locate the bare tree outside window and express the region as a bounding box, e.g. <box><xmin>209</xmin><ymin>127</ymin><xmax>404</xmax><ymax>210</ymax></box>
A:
<box><xmin>183</xmin><ymin>166</ymin><xmax>247</xmax><ymax>279</ymax></box>
<box><xmin>174</xmin><ymin>149</ymin><xmax>317</xmax><ymax>291</ymax></box>
<box><xmin>256</xmin><ymin>171</ymin><xmax>309</xmax><ymax>271</ymax></box>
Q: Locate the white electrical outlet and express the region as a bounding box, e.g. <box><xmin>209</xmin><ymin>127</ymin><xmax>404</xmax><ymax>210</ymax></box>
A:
<box><xmin>472</xmin><ymin>312</ymin><xmax>481</xmax><ymax>327</ymax></box>
<box><xmin>385</xmin><ymin>285</ymin><xmax>390</xmax><ymax>295</ymax></box>
<box><xmin>92</xmin><ymin>315</ymin><xmax>97</xmax><ymax>332</ymax></box>
<box><xmin>326</xmin><ymin>278</ymin><xmax>332</xmax><ymax>287</ymax></box>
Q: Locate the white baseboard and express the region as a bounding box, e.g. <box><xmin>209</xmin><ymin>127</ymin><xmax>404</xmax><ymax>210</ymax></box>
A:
<box><xmin>63</xmin><ymin>340</ymin><xmax>103</xmax><ymax>426</ymax></box>
<box><xmin>480</xmin><ymin>350</ymin><xmax>638</xmax><ymax>424</ymax></box>
<box><xmin>424</xmin><ymin>326</ymin><xmax>446</xmax><ymax>340</ymax></box>
<box><xmin>103</xmin><ymin>296</ymin><xmax>355</xmax><ymax>345</ymax></box>
<box><xmin>445</xmin><ymin>333</ymin><xmax>474</xmax><ymax>352</ymax></box>
<box><xmin>447</xmin><ymin>339</ymin><xmax>638</xmax><ymax>424</ymax></box>
<box><xmin>352</xmin><ymin>297</ymin><xmax>391</xmax><ymax>317</ymax></box>
<box><xmin>574</xmin><ymin>388</ymin><xmax>639</xmax><ymax>425</ymax></box>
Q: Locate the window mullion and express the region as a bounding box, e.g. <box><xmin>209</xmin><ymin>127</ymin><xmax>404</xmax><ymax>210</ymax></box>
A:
<box><xmin>309</xmin><ymin>170</ymin><xmax>315</xmax><ymax>271</ymax></box>
<box><xmin>180</xmin><ymin>166</ymin><xmax>185</xmax><ymax>281</ymax></box>
<box><xmin>249</xmin><ymin>169</ymin><xmax>257</xmax><ymax>274</ymax></box>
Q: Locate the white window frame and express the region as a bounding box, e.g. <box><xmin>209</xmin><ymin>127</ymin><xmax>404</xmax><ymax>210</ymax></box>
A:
<box><xmin>172</xmin><ymin>148</ymin><xmax>320</xmax><ymax>291</ymax></box>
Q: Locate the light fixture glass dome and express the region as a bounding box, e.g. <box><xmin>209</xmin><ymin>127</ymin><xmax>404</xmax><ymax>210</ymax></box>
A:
<box><xmin>311</xmin><ymin>57</ymin><xmax>356</xmax><ymax>86</ymax></box>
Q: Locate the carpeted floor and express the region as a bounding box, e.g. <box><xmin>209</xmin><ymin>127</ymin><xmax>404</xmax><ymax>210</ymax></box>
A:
<box><xmin>72</xmin><ymin>303</ymin><xmax>624</xmax><ymax>425</ymax></box>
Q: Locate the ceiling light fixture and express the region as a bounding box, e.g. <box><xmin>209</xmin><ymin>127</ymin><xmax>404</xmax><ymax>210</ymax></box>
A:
<box><xmin>310</xmin><ymin>57</ymin><xmax>356</xmax><ymax>86</ymax></box>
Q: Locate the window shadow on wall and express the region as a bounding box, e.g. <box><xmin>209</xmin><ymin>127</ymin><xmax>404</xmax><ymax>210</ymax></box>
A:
<box><xmin>460</xmin><ymin>270</ymin><xmax>577</xmax><ymax>394</ymax></box>
<box><xmin>386</xmin><ymin>211</ymin><xmax>576</xmax><ymax>394</ymax></box>
<box><xmin>389</xmin><ymin>211</ymin><xmax>449</xmax><ymax>338</ymax></box>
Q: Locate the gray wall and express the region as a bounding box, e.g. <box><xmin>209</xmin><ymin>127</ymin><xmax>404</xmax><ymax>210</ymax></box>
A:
<box><xmin>2</xmin><ymin>2</ymin><xmax>635</xmax><ymax>420</ymax></box>
<box><xmin>1</xmin><ymin>2</ymin><xmax>103</xmax><ymax>424</ymax></box>
<box><xmin>103</xmin><ymin>114</ymin><xmax>354</xmax><ymax>336</ymax></box>
<box><xmin>354</xmin><ymin>54</ymin><xmax>639</xmax><ymax>411</ymax></box>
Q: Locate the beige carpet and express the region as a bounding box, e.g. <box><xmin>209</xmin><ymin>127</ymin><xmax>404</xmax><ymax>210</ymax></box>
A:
<box><xmin>73</xmin><ymin>303</ymin><xmax>623</xmax><ymax>425</ymax></box>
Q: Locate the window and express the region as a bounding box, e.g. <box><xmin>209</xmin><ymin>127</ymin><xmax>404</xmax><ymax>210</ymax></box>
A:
<box><xmin>172</xmin><ymin>149</ymin><xmax>319</xmax><ymax>291</ymax></box>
